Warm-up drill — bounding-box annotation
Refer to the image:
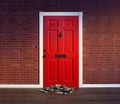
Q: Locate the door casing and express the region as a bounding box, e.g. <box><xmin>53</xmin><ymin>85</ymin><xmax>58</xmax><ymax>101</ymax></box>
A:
<box><xmin>39</xmin><ymin>12</ymin><xmax>83</xmax><ymax>88</ymax></box>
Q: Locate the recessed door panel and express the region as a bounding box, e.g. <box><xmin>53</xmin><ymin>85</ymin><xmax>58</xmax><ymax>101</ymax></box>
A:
<box><xmin>64</xmin><ymin>30</ymin><xmax>73</xmax><ymax>53</ymax></box>
<box><xmin>49</xmin><ymin>59</ymin><xmax>58</xmax><ymax>81</ymax></box>
<box><xmin>48</xmin><ymin>30</ymin><xmax>58</xmax><ymax>52</ymax></box>
<box><xmin>64</xmin><ymin>59</ymin><xmax>73</xmax><ymax>81</ymax></box>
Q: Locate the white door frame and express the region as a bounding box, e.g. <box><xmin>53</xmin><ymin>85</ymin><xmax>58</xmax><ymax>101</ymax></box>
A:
<box><xmin>39</xmin><ymin>12</ymin><xmax>83</xmax><ymax>88</ymax></box>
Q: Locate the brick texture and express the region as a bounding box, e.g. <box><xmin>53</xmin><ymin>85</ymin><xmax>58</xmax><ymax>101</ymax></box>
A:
<box><xmin>0</xmin><ymin>0</ymin><xmax>43</xmax><ymax>84</ymax></box>
<box><xmin>0</xmin><ymin>0</ymin><xmax>120</xmax><ymax>84</ymax></box>
<box><xmin>83</xmin><ymin>0</ymin><xmax>120</xmax><ymax>84</ymax></box>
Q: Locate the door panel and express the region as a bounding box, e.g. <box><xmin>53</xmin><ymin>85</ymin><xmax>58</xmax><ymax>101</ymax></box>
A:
<box><xmin>48</xmin><ymin>30</ymin><xmax>58</xmax><ymax>52</ymax></box>
<box><xmin>63</xmin><ymin>20</ymin><xmax>73</xmax><ymax>28</ymax></box>
<box><xmin>49</xmin><ymin>59</ymin><xmax>58</xmax><ymax>81</ymax></box>
<box><xmin>64</xmin><ymin>30</ymin><xmax>73</xmax><ymax>52</ymax></box>
<box><xmin>43</xmin><ymin>16</ymin><xmax>78</xmax><ymax>87</ymax></box>
<box><xmin>64</xmin><ymin>59</ymin><xmax>73</xmax><ymax>81</ymax></box>
<box><xmin>48</xmin><ymin>20</ymin><xmax>58</xmax><ymax>28</ymax></box>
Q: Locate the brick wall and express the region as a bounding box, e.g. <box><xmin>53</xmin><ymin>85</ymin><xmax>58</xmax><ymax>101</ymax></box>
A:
<box><xmin>83</xmin><ymin>0</ymin><xmax>120</xmax><ymax>84</ymax></box>
<box><xmin>0</xmin><ymin>0</ymin><xmax>43</xmax><ymax>84</ymax></box>
<box><xmin>0</xmin><ymin>0</ymin><xmax>120</xmax><ymax>84</ymax></box>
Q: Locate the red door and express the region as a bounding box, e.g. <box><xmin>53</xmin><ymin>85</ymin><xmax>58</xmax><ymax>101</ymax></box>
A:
<box><xmin>43</xmin><ymin>16</ymin><xmax>78</xmax><ymax>87</ymax></box>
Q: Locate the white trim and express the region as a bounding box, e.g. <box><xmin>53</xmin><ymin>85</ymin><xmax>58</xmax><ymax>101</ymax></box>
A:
<box><xmin>79</xmin><ymin>12</ymin><xmax>83</xmax><ymax>88</ymax></box>
<box><xmin>0</xmin><ymin>85</ymin><xmax>40</xmax><ymax>88</ymax></box>
<box><xmin>39</xmin><ymin>12</ymin><xmax>83</xmax><ymax>88</ymax></box>
<box><xmin>82</xmin><ymin>84</ymin><xmax>120</xmax><ymax>88</ymax></box>
<box><xmin>39</xmin><ymin>12</ymin><xmax>44</xmax><ymax>88</ymax></box>
<box><xmin>39</xmin><ymin>12</ymin><xmax>80</xmax><ymax>16</ymax></box>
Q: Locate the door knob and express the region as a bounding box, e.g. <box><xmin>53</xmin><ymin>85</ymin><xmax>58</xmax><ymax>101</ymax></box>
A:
<box><xmin>43</xmin><ymin>55</ymin><xmax>46</xmax><ymax>58</ymax></box>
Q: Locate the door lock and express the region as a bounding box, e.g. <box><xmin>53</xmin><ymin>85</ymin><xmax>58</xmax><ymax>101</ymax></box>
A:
<box><xmin>43</xmin><ymin>49</ymin><xmax>46</xmax><ymax>52</ymax></box>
